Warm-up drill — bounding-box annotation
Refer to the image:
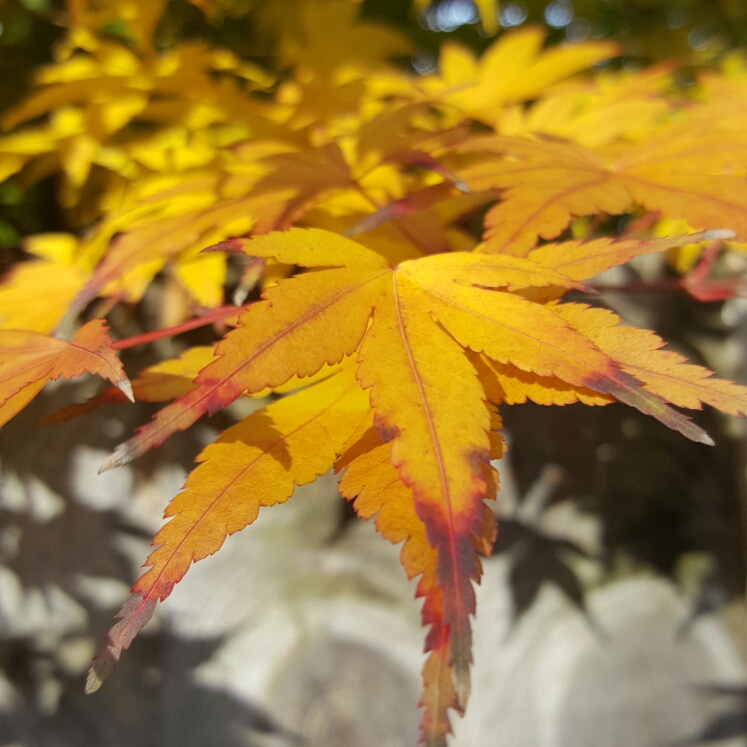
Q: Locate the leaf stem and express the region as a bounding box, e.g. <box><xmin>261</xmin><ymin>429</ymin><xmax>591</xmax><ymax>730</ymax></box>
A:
<box><xmin>587</xmin><ymin>277</ymin><xmax>744</xmax><ymax>301</ymax></box>
<box><xmin>111</xmin><ymin>304</ymin><xmax>245</xmax><ymax>350</ymax></box>
<box><xmin>586</xmin><ymin>280</ymin><xmax>684</xmax><ymax>293</ymax></box>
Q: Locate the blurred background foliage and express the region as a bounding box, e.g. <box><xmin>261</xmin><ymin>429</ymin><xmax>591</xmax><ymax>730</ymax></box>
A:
<box><xmin>2</xmin><ymin>0</ymin><xmax>746</xmax><ymax>106</ymax></box>
<box><xmin>0</xmin><ymin>0</ymin><xmax>746</xmax><ymax>249</ymax></box>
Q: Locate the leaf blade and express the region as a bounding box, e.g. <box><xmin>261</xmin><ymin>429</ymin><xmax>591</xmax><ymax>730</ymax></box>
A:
<box><xmin>556</xmin><ymin>303</ymin><xmax>747</xmax><ymax>417</ymax></box>
<box><xmin>0</xmin><ymin>320</ymin><xmax>130</xmax><ymax>426</ymax></box>
<box><xmin>527</xmin><ymin>230</ymin><xmax>735</xmax><ymax>281</ymax></box>
<box><xmin>88</xmin><ymin>365</ymin><xmax>369</xmax><ymax>692</ymax></box>
<box><xmin>405</xmin><ymin>269</ymin><xmax>712</xmax><ymax>443</ymax></box>
<box><xmin>357</xmin><ymin>273</ymin><xmax>491</xmax><ymax>708</ymax></box>
<box><xmin>102</xmin><ymin>265</ymin><xmax>386</xmax><ymax>469</ymax></box>
<box><xmin>337</xmin><ymin>427</ymin><xmax>497</xmax><ymax>746</ymax></box>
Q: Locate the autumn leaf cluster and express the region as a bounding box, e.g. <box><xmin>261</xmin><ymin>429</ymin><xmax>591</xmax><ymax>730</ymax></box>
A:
<box><xmin>2</xmin><ymin>1</ymin><xmax>747</xmax><ymax>744</ymax></box>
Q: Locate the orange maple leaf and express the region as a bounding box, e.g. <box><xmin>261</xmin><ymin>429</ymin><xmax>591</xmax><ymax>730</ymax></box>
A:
<box><xmin>0</xmin><ymin>319</ymin><xmax>132</xmax><ymax>426</ymax></box>
<box><xmin>8</xmin><ymin>8</ymin><xmax>747</xmax><ymax>744</ymax></box>
<box><xmin>86</xmin><ymin>227</ymin><xmax>747</xmax><ymax>746</ymax></box>
<box><xmin>460</xmin><ymin>120</ymin><xmax>747</xmax><ymax>256</ymax></box>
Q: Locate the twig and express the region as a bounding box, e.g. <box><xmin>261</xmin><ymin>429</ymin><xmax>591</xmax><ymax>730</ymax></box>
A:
<box><xmin>110</xmin><ymin>304</ymin><xmax>244</xmax><ymax>350</ymax></box>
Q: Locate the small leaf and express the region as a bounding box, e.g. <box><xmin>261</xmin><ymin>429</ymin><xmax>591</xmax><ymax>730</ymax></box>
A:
<box><xmin>0</xmin><ymin>319</ymin><xmax>131</xmax><ymax>427</ymax></box>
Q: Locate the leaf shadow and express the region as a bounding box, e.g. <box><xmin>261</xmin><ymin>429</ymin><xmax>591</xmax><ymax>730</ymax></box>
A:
<box><xmin>0</xmin><ymin>382</ymin><xmax>208</xmax><ymax>594</ymax></box>
<box><xmin>493</xmin><ymin>517</ymin><xmax>600</xmax><ymax>635</ymax></box>
<box><xmin>499</xmin><ymin>400</ymin><xmax>745</xmax><ymax>610</ymax></box>
<box><xmin>211</xmin><ymin>406</ymin><xmax>293</xmax><ymax>471</ymax></box>
<box><xmin>667</xmin><ymin>684</ymin><xmax>747</xmax><ymax>746</ymax></box>
<box><xmin>0</xmin><ymin>633</ymin><xmax>300</xmax><ymax>747</ymax></box>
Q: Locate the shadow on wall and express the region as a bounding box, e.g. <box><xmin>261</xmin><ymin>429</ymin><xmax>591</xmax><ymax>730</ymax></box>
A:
<box><xmin>0</xmin><ymin>379</ymin><xmax>746</xmax><ymax>747</ymax></box>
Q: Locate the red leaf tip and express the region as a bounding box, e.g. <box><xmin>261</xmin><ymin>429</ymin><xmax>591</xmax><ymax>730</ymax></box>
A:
<box><xmin>201</xmin><ymin>238</ymin><xmax>246</xmax><ymax>254</ymax></box>
<box><xmin>86</xmin><ymin>593</ymin><xmax>157</xmax><ymax>693</ymax></box>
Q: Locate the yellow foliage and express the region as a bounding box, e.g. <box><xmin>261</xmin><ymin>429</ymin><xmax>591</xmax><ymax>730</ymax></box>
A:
<box><xmin>4</xmin><ymin>3</ymin><xmax>747</xmax><ymax>745</ymax></box>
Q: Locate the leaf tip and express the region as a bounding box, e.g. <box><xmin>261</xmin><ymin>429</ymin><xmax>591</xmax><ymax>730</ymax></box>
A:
<box><xmin>699</xmin><ymin>431</ymin><xmax>715</xmax><ymax>447</ymax></box>
<box><xmin>574</xmin><ymin>280</ymin><xmax>597</xmax><ymax>295</ymax></box>
<box><xmin>99</xmin><ymin>447</ymin><xmax>128</xmax><ymax>473</ymax></box>
<box><xmin>116</xmin><ymin>378</ymin><xmax>135</xmax><ymax>403</ymax></box>
<box><xmin>700</xmin><ymin>229</ymin><xmax>736</xmax><ymax>242</ymax></box>
<box><xmin>452</xmin><ymin>177</ymin><xmax>471</xmax><ymax>194</ymax></box>
<box><xmin>453</xmin><ymin>662</ymin><xmax>471</xmax><ymax>713</ymax></box>
<box><xmin>86</xmin><ymin>593</ymin><xmax>158</xmax><ymax>693</ymax></box>
<box><xmin>202</xmin><ymin>238</ymin><xmax>245</xmax><ymax>254</ymax></box>
<box><xmin>85</xmin><ymin>667</ymin><xmax>105</xmax><ymax>694</ymax></box>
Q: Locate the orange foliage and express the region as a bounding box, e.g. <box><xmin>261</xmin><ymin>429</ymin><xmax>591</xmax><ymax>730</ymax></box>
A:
<box><xmin>0</xmin><ymin>319</ymin><xmax>131</xmax><ymax>426</ymax></box>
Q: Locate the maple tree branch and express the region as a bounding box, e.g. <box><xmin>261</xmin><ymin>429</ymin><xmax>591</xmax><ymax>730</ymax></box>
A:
<box><xmin>110</xmin><ymin>305</ymin><xmax>244</xmax><ymax>350</ymax></box>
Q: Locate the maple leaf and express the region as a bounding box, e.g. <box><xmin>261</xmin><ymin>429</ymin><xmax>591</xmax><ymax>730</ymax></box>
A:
<box><xmin>90</xmin><ymin>228</ymin><xmax>747</xmax><ymax>745</ymax></box>
<box><xmin>278</xmin><ymin>0</ymin><xmax>412</xmax><ymax>78</ymax></box>
<box><xmin>5</xmin><ymin>9</ymin><xmax>743</xmax><ymax>741</ymax></box>
<box><xmin>0</xmin><ymin>16</ymin><xmax>277</xmax><ymax>208</ymax></box>
<box><xmin>497</xmin><ymin>63</ymin><xmax>677</xmax><ymax>148</ymax></box>
<box><xmin>0</xmin><ymin>319</ymin><xmax>132</xmax><ymax>427</ymax></box>
<box><xmin>422</xmin><ymin>28</ymin><xmax>620</xmax><ymax>124</ymax></box>
<box><xmin>101</xmin><ymin>228</ymin><xmax>715</xmax><ymax>472</ymax></box>
<box><xmin>461</xmin><ymin>118</ymin><xmax>747</xmax><ymax>256</ymax></box>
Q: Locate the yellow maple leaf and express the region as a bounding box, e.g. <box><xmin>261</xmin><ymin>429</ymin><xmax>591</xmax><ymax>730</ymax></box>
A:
<box><xmin>497</xmin><ymin>63</ymin><xmax>676</xmax><ymax>148</ymax></box>
<box><xmin>277</xmin><ymin>0</ymin><xmax>412</xmax><ymax>78</ymax></box>
<box><xmin>422</xmin><ymin>27</ymin><xmax>620</xmax><ymax>124</ymax></box>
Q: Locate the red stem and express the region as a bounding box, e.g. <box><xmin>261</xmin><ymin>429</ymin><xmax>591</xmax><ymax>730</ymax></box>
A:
<box><xmin>111</xmin><ymin>304</ymin><xmax>244</xmax><ymax>350</ymax></box>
